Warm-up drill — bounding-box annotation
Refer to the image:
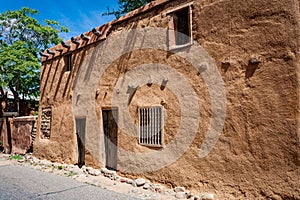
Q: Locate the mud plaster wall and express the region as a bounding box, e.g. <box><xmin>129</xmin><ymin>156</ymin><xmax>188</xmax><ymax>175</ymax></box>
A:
<box><xmin>35</xmin><ymin>42</ymin><xmax>105</xmax><ymax>166</ymax></box>
<box><xmin>96</xmin><ymin>48</ymin><xmax>210</xmax><ymax>155</ymax></box>
<box><xmin>36</xmin><ymin>0</ymin><xmax>300</xmax><ymax>199</ymax></box>
<box><xmin>34</xmin><ymin>45</ymin><xmax>97</xmax><ymax>163</ymax></box>
<box><xmin>190</xmin><ymin>0</ymin><xmax>300</xmax><ymax>199</ymax></box>
<box><xmin>10</xmin><ymin>117</ymin><xmax>37</xmax><ymax>154</ymax></box>
<box><xmin>94</xmin><ymin>0</ymin><xmax>300</xmax><ymax>199</ymax></box>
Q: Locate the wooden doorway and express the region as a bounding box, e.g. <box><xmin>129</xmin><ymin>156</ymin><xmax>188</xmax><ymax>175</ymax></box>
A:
<box><xmin>102</xmin><ymin>109</ymin><xmax>118</xmax><ymax>170</ymax></box>
<box><xmin>75</xmin><ymin>117</ymin><xmax>86</xmax><ymax>168</ymax></box>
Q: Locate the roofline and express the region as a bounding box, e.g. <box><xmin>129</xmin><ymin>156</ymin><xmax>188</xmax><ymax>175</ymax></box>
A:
<box><xmin>111</xmin><ymin>0</ymin><xmax>171</xmax><ymax>25</ymax></box>
<box><xmin>41</xmin><ymin>0</ymin><xmax>172</xmax><ymax>62</ymax></box>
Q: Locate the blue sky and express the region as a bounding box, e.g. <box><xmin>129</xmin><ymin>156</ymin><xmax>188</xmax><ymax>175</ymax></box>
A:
<box><xmin>0</xmin><ymin>0</ymin><xmax>119</xmax><ymax>40</ymax></box>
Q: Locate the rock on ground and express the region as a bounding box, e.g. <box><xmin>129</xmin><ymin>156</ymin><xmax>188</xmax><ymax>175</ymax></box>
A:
<box><xmin>135</xmin><ymin>178</ymin><xmax>146</xmax><ymax>187</ymax></box>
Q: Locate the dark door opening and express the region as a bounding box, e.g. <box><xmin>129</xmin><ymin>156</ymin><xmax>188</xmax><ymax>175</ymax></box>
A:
<box><xmin>75</xmin><ymin>117</ymin><xmax>86</xmax><ymax>168</ymax></box>
<box><xmin>102</xmin><ymin>109</ymin><xmax>118</xmax><ymax>170</ymax></box>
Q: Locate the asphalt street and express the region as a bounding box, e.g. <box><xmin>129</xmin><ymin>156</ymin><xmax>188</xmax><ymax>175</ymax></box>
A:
<box><xmin>0</xmin><ymin>165</ymin><xmax>140</xmax><ymax>200</ymax></box>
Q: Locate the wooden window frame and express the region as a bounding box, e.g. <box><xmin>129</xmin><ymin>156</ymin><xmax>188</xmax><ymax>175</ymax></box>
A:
<box><xmin>167</xmin><ymin>3</ymin><xmax>193</xmax><ymax>50</ymax></box>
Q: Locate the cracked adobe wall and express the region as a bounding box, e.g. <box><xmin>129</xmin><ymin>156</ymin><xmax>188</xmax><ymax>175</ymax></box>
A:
<box><xmin>35</xmin><ymin>0</ymin><xmax>300</xmax><ymax>199</ymax></box>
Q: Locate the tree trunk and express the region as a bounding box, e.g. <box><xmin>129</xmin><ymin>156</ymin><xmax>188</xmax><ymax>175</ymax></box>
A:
<box><xmin>9</xmin><ymin>86</ymin><xmax>19</xmax><ymax>114</ymax></box>
<box><xmin>0</xmin><ymin>86</ymin><xmax>7</xmax><ymax>100</ymax></box>
<box><xmin>0</xmin><ymin>86</ymin><xmax>8</xmax><ymax>117</ymax></box>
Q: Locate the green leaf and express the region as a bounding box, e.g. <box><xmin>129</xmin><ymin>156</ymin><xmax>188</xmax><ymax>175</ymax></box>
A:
<box><xmin>102</xmin><ymin>0</ymin><xmax>153</xmax><ymax>18</ymax></box>
<box><xmin>0</xmin><ymin>7</ymin><xmax>69</xmax><ymax>100</ymax></box>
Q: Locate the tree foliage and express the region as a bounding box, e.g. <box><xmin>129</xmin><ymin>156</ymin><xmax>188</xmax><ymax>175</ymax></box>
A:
<box><xmin>103</xmin><ymin>0</ymin><xmax>153</xmax><ymax>18</ymax></box>
<box><xmin>0</xmin><ymin>7</ymin><xmax>68</xmax><ymax>103</ymax></box>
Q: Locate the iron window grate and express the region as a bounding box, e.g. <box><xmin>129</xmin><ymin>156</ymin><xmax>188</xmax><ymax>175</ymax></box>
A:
<box><xmin>139</xmin><ymin>107</ymin><xmax>163</xmax><ymax>146</ymax></box>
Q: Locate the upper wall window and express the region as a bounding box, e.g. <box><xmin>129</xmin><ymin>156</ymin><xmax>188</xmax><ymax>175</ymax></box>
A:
<box><xmin>167</xmin><ymin>3</ymin><xmax>193</xmax><ymax>50</ymax></box>
<box><xmin>64</xmin><ymin>53</ymin><xmax>72</xmax><ymax>72</ymax></box>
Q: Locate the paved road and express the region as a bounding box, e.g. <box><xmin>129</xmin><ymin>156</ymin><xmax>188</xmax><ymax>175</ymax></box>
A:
<box><xmin>0</xmin><ymin>165</ymin><xmax>140</xmax><ymax>200</ymax></box>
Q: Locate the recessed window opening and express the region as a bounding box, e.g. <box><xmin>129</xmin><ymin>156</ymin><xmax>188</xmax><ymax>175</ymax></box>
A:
<box><xmin>174</xmin><ymin>8</ymin><xmax>190</xmax><ymax>45</ymax></box>
<box><xmin>41</xmin><ymin>107</ymin><xmax>52</xmax><ymax>139</ymax></box>
<box><xmin>139</xmin><ymin>107</ymin><xmax>163</xmax><ymax>147</ymax></box>
<box><xmin>64</xmin><ymin>53</ymin><xmax>72</xmax><ymax>72</ymax></box>
<box><xmin>168</xmin><ymin>4</ymin><xmax>193</xmax><ymax>49</ymax></box>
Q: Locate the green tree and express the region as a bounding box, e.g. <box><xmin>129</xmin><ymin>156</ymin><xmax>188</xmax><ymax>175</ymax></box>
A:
<box><xmin>0</xmin><ymin>7</ymin><xmax>68</xmax><ymax>112</ymax></box>
<box><xmin>103</xmin><ymin>0</ymin><xmax>153</xmax><ymax>18</ymax></box>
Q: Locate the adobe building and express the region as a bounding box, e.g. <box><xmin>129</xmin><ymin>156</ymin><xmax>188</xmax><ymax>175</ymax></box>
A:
<box><xmin>34</xmin><ymin>0</ymin><xmax>300</xmax><ymax>199</ymax></box>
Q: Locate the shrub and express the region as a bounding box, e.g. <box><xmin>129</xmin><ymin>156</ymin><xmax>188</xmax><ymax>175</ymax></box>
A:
<box><xmin>9</xmin><ymin>154</ymin><xmax>23</xmax><ymax>161</ymax></box>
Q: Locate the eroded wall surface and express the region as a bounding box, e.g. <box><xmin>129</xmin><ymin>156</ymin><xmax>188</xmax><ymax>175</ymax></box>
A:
<box><xmin>35</xmin><ymin>0</ymin><xmax>300</xmax><ymax>198</ymax></box>
<box><xmin>10</xmin><ymin>116</ymin><xmax>37</xmax><ymax>154</ymax></box>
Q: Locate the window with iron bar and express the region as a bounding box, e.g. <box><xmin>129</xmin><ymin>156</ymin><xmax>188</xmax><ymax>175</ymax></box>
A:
<box><xmin>139</xmin><ymin>107</ymin><xmax>163</xmax><ymax>147</ymax></box>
